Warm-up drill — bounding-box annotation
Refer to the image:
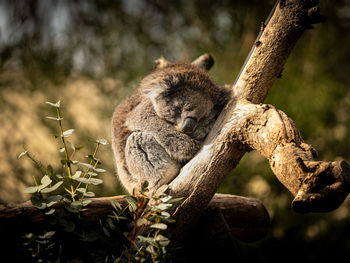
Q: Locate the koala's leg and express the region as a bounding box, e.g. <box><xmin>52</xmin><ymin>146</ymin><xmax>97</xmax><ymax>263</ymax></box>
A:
<box><xmin>125</xmin><ymin>131</ymin><xmax>181</xmax><ymax>192</ymax></box>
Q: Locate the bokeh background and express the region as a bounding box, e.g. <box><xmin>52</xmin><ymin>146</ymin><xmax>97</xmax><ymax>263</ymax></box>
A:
<box><xmin>1</xmin><ymin>0</ymin><xmax>350</xmax><ymax>261</ymax></box>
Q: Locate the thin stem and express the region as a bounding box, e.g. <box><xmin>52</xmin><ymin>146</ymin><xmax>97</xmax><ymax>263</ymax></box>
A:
<box><xmin>56</xmin><ymin>107</ymin><xmax>75</xmax><ymax>201</ymax></box>
<box><xmin>56</xmin><ymin>107</ymin><xmax>72</xmax><ymax>179</ymax></box>
<box><xmin>74</xmin><ymin>143</ymin><xmax>100</xmax><ymax>196</ymax></box>
<box><xmin>79</xmin><ymin>159</ymin><xmax>99</xmax><ymax>201</ymax></box>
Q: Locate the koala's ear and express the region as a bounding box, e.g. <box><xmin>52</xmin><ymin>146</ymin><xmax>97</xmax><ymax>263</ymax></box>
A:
<box><xmin>154</xmin><ymin>56</ymin><xmax>170</xmax><ymax>69</ymax></box>
<box><xmin>191</xmin><ymin>54</ymin><xmax>214</xmax><ymax>71</ymax></box>
<box><xmin>142</xmin><ymin>81</ymin><xmax>168</xmax><ymax>102</ymax></box>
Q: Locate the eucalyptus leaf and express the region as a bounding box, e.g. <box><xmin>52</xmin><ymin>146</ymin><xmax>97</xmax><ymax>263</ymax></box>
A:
<box><xmin>40</xmin><ymin>175</ymin><xmax>52</xmax><ymax>186</ymax></box>
<box><xmin>96</xmin><ymin>139</ymin><xmax>108</xmax><ymax>145</ymax></box>
<box><xmin>45</xmin><ymin>101</ymin><xmax>61</xmax><ymax>108</ymax></box>
<box><xmin>46</xmin><ymin>195</ymin><xmax>62</xmax><ymax>202</ymax></box>
<box><xmin>82</xmin><ymin>199</ymin><xmax>92</xmax><ymax>206</ymax></box>
<box><xmin>137</xmin><ymin>218</ymin><xmax>146</xmax><ymax>227</ymax></box>
<box><xmin>153</xmin><ymin>203</ymin><xmax>172</xmax><ymax>211</ymax></box>
<box><xmin>72</xmin><ymin>170</ymin><xmax>82</xmax><ymax>179</ymax></box>
<box><xmin>24</xmin><ymin>186</ymin><xmax>39</xmax><ymax>194</ymax></box>
<box><xmin>46</xmin><ymin>116</ymin><xmax>63</xmax><ymax>121</ymax></box>
<box><xmin>155</xmin><ymin>234</ymin><xmax>170</xmax><ymax>246</ymax></box>
<box><xmin>17</xmin><ymin>151</ymin><xmax>28</xmax><ymax>159</ymax></box>
<box><xmin>45</xmin><ymin>209</ymin><xmax>56</xmax><ymax>215</ymax></box>
<box><xmin>88</xmin><ymin>178</ymin><xmax>103</xmax><ymax>185</ymax></box>
<box><xmin>38</xmin><ymin>231</ymin><xmax>56</xmax><ymax>239</ymax></box>
<box><xmin>125</xmin><ymin>196</ymin><xmax>137</xmax><ymax>211</ymax></box>
<box><xmin>150</xmin><ymin>223</ymin><xmax>167</xmax><ymax>230</ymax></box>
<box><xmin>62</xmin><ymin>129</ymin><xmax>75</xmax><ymax>137</ymax></box>
<box><xmin>80</xmin><ymin>162</ymin><xmax>95</xmax><ymax>170</ymax></box>
<box><xmin>41</xmin><ymin>181</ymin><xmax>63</xmax><ymax>193</ymax></box>
<box><xmin>31</xmin><ymin>197</ymin><xmax>47</xmax><ymax>209</ymax></box>
<box><xmin>83</xmin><ymin>191</ymin><xmax>95</xmax><ymax>197</ymax></box>
<box><xmin>94</xmin><ymin>168</ymin><xmax>106</xmax><ymax>173</ymax></box>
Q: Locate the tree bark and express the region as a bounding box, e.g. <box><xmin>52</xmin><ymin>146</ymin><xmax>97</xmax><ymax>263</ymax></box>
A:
<box><xmin>165</xmin><ymin>0</ymin><xmax>350</xmax><ymax>241</ymax></box>
<box><xmin>0</xmin><ymin>193</ymin><xmax>269</xmax><ymax>243</ymax></box>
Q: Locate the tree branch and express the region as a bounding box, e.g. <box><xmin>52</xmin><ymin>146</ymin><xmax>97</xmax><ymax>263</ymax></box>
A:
<box><xmin>166</xmin><ymin>0</ymin><xmax>350</xmax><ymax>241</ymax></box>
<box><xmin>0</xmin><ymin>194</ymin><xmax>269</xmax><ymax>243</ymax></box>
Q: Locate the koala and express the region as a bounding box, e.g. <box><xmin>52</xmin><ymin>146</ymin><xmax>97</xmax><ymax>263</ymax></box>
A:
<box><xmin>111</xmin><ymin>56</ymin><xmax>231</xmax><ymax>194</ymax></box>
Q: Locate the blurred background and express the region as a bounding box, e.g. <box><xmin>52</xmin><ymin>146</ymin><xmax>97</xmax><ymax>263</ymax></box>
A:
<box><xmin>0</xmin><ymin>0</ymin><xmax>350</xmax><ymax>261</ymax></box>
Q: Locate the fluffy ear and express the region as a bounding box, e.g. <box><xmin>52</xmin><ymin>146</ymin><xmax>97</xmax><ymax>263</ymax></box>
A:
<box><xmin>191</xmin><ymin>53</ymin><xmax>214</xmax><ymax>71</ymax></box>
<box><xmin>142</xmin><ymin>74</ymin><xmax>181</xmax><ymax>101</ymax></box>
<box><xmin>142</xmin><ymin>81</ymin><xmax>168</xmax><ymax>102</ymax></box>
<box><xmin>154</xmin><ymin>56</ymin><xmax>171</xmax><ymax>69</ymax></box>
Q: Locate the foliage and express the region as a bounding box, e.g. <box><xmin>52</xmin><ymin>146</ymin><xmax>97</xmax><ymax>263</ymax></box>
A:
<box><xmin>107</xmin><ymin>182</ymin><xmax>183</xmax><ymax>262</ymax></box>
<box><xmin>19</xmin><ymin>101</ymin><xmax>181</xmax><ymax>262</ymax></box>
<box><xmin>2</xmin><ymin>0</ymin><xmax>350</xmax><ymax>261</ymax></box>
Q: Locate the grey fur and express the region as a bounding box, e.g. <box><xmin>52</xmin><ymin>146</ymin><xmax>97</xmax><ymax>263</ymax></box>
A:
<box><xmin>111</xmin><ymin>62</ymin><xmax>231</xmax><ymax>193</ymax></box>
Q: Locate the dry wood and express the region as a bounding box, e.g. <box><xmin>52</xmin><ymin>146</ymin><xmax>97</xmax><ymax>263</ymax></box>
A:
<box><xmin>0</xmin><ymin>193</ymin><xmax>269</xmax><ymax>243</ymax></box>
<box><xmin>164</xmin><ymin>0</ymin><xmax>350</xmax><ymax>241</ymax></box>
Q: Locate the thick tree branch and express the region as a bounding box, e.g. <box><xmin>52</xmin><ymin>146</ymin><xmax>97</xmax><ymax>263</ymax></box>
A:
<box><xmin>166</xmin><ymin>0</ymin><xmax>350</xmax><ymax>241</ymax></box>
<box><xmin>0</xmin><ymin>194</ymin><xmax>269</xmax><ymax>243</ymax></box>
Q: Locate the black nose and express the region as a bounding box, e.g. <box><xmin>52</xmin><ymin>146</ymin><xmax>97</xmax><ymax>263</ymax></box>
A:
<box><xmin>181</xmin><ymin>117</ymin><xmax>197</xmax><ymax>133</ymax></box>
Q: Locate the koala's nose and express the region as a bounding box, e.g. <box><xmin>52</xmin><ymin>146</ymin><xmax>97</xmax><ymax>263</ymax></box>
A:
<box><xmin>177</xmin><ymin>117</ymin><xmax>197</xmax><ymax>133</ymax></box>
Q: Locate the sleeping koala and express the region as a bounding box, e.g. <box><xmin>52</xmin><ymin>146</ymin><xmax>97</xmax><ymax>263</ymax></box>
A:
<box><xmin>111</xmin><ymin>56</ymin><xmax>231</xmax><ymax>194</ymax></box>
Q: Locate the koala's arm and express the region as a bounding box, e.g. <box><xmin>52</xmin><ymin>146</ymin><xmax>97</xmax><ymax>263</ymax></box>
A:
<box><xmin>126</xmin><ymin>101</ymin><xmax>202</xmax><ymax>162</ymax></box>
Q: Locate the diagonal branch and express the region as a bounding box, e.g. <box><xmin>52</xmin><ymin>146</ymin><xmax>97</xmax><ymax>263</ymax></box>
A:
<box><xmin>167</xmin><ymin>0</ymin><xmax>348</xmax><ymax>241</ymax></box>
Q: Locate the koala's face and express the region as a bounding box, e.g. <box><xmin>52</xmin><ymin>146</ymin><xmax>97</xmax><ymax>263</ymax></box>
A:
<box><xmin>141</xmin><ymin>63</ymin><xmax>228</xmax><ymax>141</ymax></box>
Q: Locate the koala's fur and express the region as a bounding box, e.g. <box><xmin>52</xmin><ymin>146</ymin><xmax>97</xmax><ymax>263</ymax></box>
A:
<box><xmin>111</xmin><ymin>61</ymin><xmax>231</xmax><ymax>194</ymax></box>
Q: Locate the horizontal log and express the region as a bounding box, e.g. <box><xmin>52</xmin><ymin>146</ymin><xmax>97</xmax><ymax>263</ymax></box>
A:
<box><xmin>0</xmin><ymin>193</ymin><xmax>269</xmax><ymax>243</ymax></box>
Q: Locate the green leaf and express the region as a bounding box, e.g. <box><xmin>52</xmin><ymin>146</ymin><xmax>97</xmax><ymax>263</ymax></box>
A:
<box><xmin>31</xmin><ymin>197</ymin><xmax>47</xmax><ymax>209</ymax></box>
<box><xmin>45</xmin><ymin>101</ymin><xmax>61</xmax><ymax>108</ymax></box>
<box><xmin>46</xmin><ymin>195</ymin><xmax>62</xmax><ymax>202</ymax></box>
<box><xmin>90</xmin><ymin>178</ymin><xmax>103</xmax><ymax>185</ymax></box>
<box><xmin>38</xmin><ymin>175</ymin><xmax>52</xmax><ymax>191</ymax></box>
<box><xmin>17</xmin><ymin>151</ymin><xmax>28</xmax><ymax>159</ymax></box>
<box><xmin>83</xmin><ymin>191</ymin><xmax>95</xmax><ymax>197</ymax></box>
<box><xmin>45</xmin><ymin>209</ymin><xmax>56</xmax><ymax>215</ymax></box>
<box><xmin>72</xmin><ymin>170</ymin><xmax>82</xmax><ymax>179</ymax></box>
<box><xmin>150</xmin><ymin>223</ymin><xmax>168</xmax><ymax>230</ymax></box>
<box><xmin>41</xmin><ymin>181</ymin><xmax>63</xmax><ymax>193</ymax></box>
<box><xmin>46</xmin><ymin>116</ymin><xmax>63</xmax><ymax>121</ymax></box>
<box><xmin>38</xmin><ymin>231</ymin><xmax>56</xmax><ymax>239</ymax></box>
<box><xmin>160</xmin><ymin>211</ymin><xmax>171</xmax><ymax>219</ymax></box>
<box><xmin>24</xmin><ymin>186</ymin><xmax>39</xmax><ymax>194</ymax></box>
<box><xmin>62</xmin><ymin>129</ymin><xmax>75</xmax><ymax>137</ymax></box>
<box><xmin>80</xmin><ymin>162</ymin><xmax>95</xmax><ymax>170</ymax></box>
<box><xmin>94</xmin><ymin>168</ymin><xmax>106</xmax><ymax>173</ymax></box>
<box><xmin>80</xmin><ymin>162</ymin><xmax>105</xmax><ymax>173</ymax></box>
<box><xmin>110</xmin><ymin>200</ymin><xmax>122</xmax><ymax>212</ymax></box>
<box><xmin>137</xmin><ymin>218</ymin><xmax>146</xmax><ymax>227</ymax></box>
<box><xmin>96</xmin><ymin>139</ymin><xmax>108</xmax><ymax>145</ymax></box>
<box><xmin>155</xmin><ymin>234</ymin><xmax>170</xmax><ymax>246</ymax></box>
<box><xmin>153</xmin><ymin>203</ymin><xmax>172</xmax><ymax>211</ymax></box>
<box><xmin>82</xmin><ymin>199</ymin><xmax>92</xmax><ymax>206</ymax></box>
<box><xmin>74</xmin><ymin>177</ymin><xmax>103</xmax><ymax>185</ymax></box>
<box><xmin>125</xmin><ymin>196</ymin><xmax>137</xmax><ymax>211</ymax></box>
<box><xmin>70</xmin><ymin>201</ymin><xmax>83</xmax><ymax>211</ymax></box>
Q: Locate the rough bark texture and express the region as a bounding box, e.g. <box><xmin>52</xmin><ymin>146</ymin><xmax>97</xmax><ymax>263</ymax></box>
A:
<box><xmin>165</xmin><ymin>0</ymin><xmax>350</xmax><ymax>241</ymax></box>
<box><xmin>0</xmin><ymin>193</ymin><xmax>269</xmax><ymax>243</ymax></box>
